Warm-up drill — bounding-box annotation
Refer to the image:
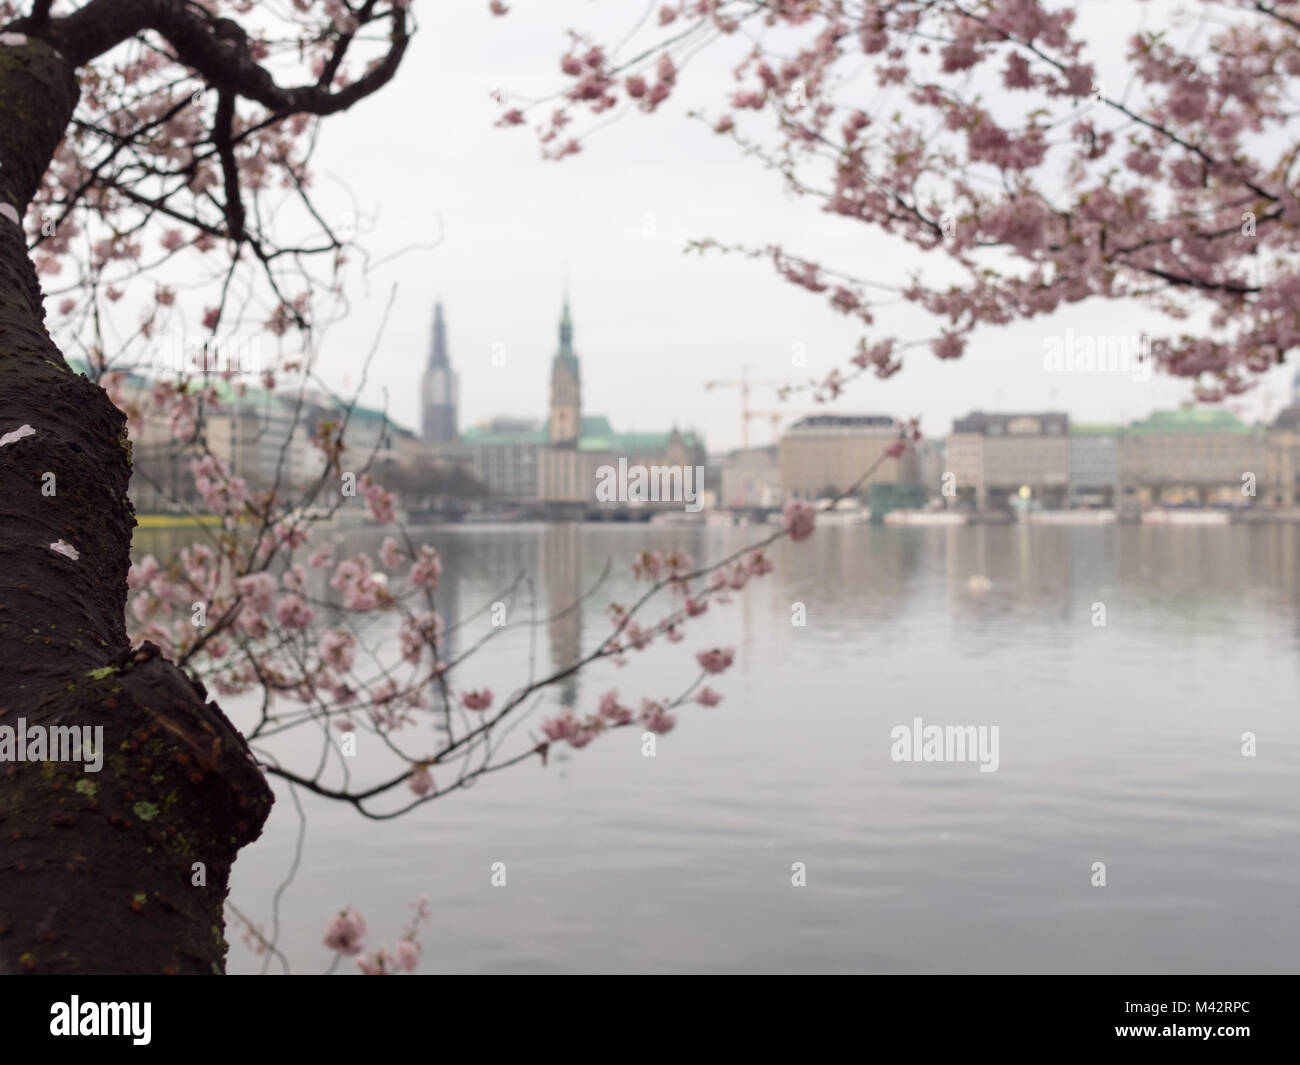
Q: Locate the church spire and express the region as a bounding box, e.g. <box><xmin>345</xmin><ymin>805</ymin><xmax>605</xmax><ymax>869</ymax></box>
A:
<box><xmin>556</xmin><ymin>293</ymin><xmax>577</xmax><ymax>371</ymax></box>
<box><xmin>421</xmin><ymin>300</ymin><xmax>458</xmax><ymax>443</ymax></box>
<box><xmin>429</xmin><ymin>300</ymin><xmax>449</xmax><ymax>369</ymax></box>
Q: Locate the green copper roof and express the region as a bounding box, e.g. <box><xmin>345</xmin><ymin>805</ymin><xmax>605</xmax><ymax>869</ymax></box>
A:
<box><xmin>1126</xmin><ymin>409</ymin><xmax>1254</xmax><ymax>434</ymax></box>
<box><xmin>461</xmin><ymin>415</ymin><xmax>702</xmax><ymax>452</ymax></box>
<box><xmin>579</xmin><ymin>415</ymin><xmax>613</xmax><ymax>438</ymax></box>
<box><xmin>616</xmin><ymin>430</ymin><xmax>701</xmax><ymax>450</ymax></box>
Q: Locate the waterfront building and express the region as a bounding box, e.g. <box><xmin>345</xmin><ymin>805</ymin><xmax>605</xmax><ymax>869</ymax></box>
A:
<box><xmin>457</xmin><ymin>418</ymin><xmax>543</xmax><ymax>500</ymax></box>
<box><xmin>450</xmin><ymin>301</ymin><xmax>704</xmax><ymax>506</ymax></box>
<box><xmin>779</xmin><ymin>414</ymin><xmax>916</xmax><ymax>500</ymax></box>
<box><xmin>946</xmin><ymin>411</ymin><xmax>1070</xmax><ymax>510</ymax></box>
<box><xmin>535</xmin><ymin>300</ymin><xmax>704</xmax><ymax>507</ymax></box>
<box><xmin>1267</xmin><ymin>371</ymin><xmax>1300</xmax><ymax>507</ymax></box>
<box><xmin>719</xmin><ymin>445</ymin><xmax>781</xmax><ymax>508</ymax></box>
<box><xmin>1068</xmin><ymin>425</ymin><xmax>1121</xmax><ymax>507</ymax></box>
<box><xmin>1118</xmin><ymin>408</ymin><xmax>1269</xmax><ymax>506</ymax></box>
<box><xmin>916</xmin><ymin>438</ymin><xmax>947</xmax><ymax>502</ymax></box>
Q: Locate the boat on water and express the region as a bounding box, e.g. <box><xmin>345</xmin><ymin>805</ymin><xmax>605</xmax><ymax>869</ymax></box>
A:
<box><xmin>1026</xmin><ymin>509</ymin><xmax>1117</xmax><ymax>525</ymax></box>
<box><xmin>1142</xmin><ymin>509</ymin><xmax>1232</xmax><ymax>525</ymax></box>
<box><xmin>884</xmin><ymin>509</ymin><xmax>969</xmax><ymax>526</ymax></box>
<box><xmin>814</xmin><ymin>498</ymin><xmax>873</xmax><ymax>526</ymax></box>
<box><xmin>649</xmin><ymin>511</ymin><xmax>706</xmax><ymax>526</ymax></box>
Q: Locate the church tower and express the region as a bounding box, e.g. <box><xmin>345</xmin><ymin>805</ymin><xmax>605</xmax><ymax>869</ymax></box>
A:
<box><xmin>549</xmin><ymin>299</ymin><xmax>581</xmax><ymax>446</ymax></box>
<box><xmin>421</xmin><ymin>301</ymin><xmax>459</xmax><ymax>443</ymax></box>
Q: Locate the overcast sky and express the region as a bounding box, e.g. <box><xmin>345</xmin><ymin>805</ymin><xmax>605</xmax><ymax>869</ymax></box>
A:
<box><xmin>300</xmin><ymin>1</ymin><xmax>1298</xmax><ymax>452</ymax></box>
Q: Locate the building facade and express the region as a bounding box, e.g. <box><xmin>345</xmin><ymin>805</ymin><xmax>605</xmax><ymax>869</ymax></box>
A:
<box><xmin>779</xmin><ymin>414</ymin><xmax>916</xmax><ymax>500</ymax></box>
<box><xmin>720</xmin><ymin>446</ymin><xmax>781</xmax><ymax>508</ymax></box>
<box><xmin>1267</xmin><ymin>372</ymin><xmax>1300</xmax><ymax>506</ymax></box>
<box><xmin>946</xmin><ymin>411</ymin><xmax>1070</xmax><ymax>509</ymax></box>
<box><xmin>454</xmin><ymin>419</ymin><xmax>543</xmax><ymax>500</ymax></box>
<box><xmin>1118</xmin><ymin>408</ymin><xmax>1269</xmax><ymax>506</ymax></box>
<box><xmin>1068</xmin><ymin>425</ymin><xmax>1121</xmax><ymax>507</ymax></box>
<box><xmin>536</xmin><ymin>301</ymin><xmax>704</xmax><ymax>507</ymax></box>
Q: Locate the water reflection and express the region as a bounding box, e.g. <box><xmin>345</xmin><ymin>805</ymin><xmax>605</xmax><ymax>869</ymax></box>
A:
<box><xmin>124</xmin><ymin>522</ymin><xmax>1300</xmax><ymax>974</ymax></box>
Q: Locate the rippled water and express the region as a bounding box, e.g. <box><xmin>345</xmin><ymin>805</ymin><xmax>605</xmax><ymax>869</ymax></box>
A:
<box><xmin>134</xmin><ymin>522</ymin><xmax>1300</xmax><ymax>973</ymax></box>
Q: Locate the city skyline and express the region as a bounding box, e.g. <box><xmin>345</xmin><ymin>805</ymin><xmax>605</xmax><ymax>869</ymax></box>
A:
<box><xmin>394</xmin><ymin>294</ymin><xmax>1300</xmax><ymax>450</ymax></box>
<box><xmin>296</xmin><ymin>1</ymin><xmax>1300</xmax><ymax>453</ymax></box>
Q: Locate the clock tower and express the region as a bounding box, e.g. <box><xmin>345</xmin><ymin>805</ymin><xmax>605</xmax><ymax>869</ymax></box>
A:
<box><xmin>549</xmin><ymin>299</ymin><xmax>581</xmax><ymax>446</ymax></box>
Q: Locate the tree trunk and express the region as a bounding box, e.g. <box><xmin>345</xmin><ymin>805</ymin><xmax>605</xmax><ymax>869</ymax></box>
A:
<box><xmin>0</xmin><ymin>37</ymin><xmax>272</xmax><ymax>975</ymax></box>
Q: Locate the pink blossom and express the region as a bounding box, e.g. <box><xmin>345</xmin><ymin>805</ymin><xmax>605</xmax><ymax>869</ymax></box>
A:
<box><xmin>321</xmin><ymin>629</ymin><xmax>357</xmax><ymax>673</ymax></box>
<box><xmin>696</xmin><ymin>647</ymin><xmax>735</xmax><ymax>674</ymax></box>
<box><xmin>356</xmin><ymin>950</ymin><xmax>392</xmax><ymax>975</ymax></box>
<box><xmin>274</xmin><ymin>594</ymin><xmax>314</xmax><ymax>629</ymax></box>
<box><xmin>234</xmin><ymin>572</ymin><xmax>277</xmax><ymax>615</ymax></box>
<box><xmin>626</xmin><ymin>621</ymin><xmax>651</xmax><ymax>650</ymax></box>
<box><xmin>409</xmin><ymin>545</ymin><xmax>441</xmax><ymax>590</ymax></box>
<box><xmin>323</xmin><ymin>907</ymin><xmax>366</xmax><ymax>955</ymax></box>
<box><xmin>408</xmin><ymin>766</ymin><xmax>433</xmax><ymax>796</ymax></box>
<box><xmin>541</xmin><ymin>712</ymin><xmax>580</xmax><ymax>742</ymax></box>
<box><xmin>379</xmin><ymin>536</ymin><xmax>404</xmax><ymax>569</ymax></box>
<box><xmin>598</xmin><ymin>690</ymin><xmax>633</xmax><ymax>724</ymax></box>
<box><xmin>697</xmin><ymin>687</ymin><xmax>723</xmax><ymax>707</ymax></box>
<box><xmin>393</xmin><ymin>940</ymin><xmax>420</xmax><ymax>972</ymax></box>
<box><xmin>357</xmin><ymin>474</ymin><xmax>396</xmax><ymax>523</ymax></box>
<box><xmin>462</xmin><ymin>689</ymin><xmax>493</xmax><ymax>712</ymax></box>
<box><xmin>400</xmin><ymin>612</ymin><xmax>444</xmax><ymax>663</ymax></box>
<box><xmin>782</xmin><ymin>500</ymin><xmax>816</xmax><ymax>542</ymax></box>
<box><xmin>641</xmin><ymin>700</ymin><xmax>676</xmax><ymax>734</ymax></box>
<box><xmin>932</xmin><ymin>331</ymin><xmax>966</xmax><ymax>360</ymax></box>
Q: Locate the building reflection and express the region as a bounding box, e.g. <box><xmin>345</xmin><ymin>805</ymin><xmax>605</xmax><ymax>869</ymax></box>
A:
<box><xmin>541</xmin><ymin>522</ymin><xmax>583</xmax><ymax>709</ymax></box>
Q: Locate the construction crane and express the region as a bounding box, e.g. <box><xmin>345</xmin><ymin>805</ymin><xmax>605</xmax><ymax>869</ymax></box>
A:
<box><xmin>705</xmin><ymin>366</ymin><xmax>791</xmax><ymax>449</ymax></box>
<box><xmin>745</xmin><ymin>409</ymin><xmax>785</xmax><ymax>445</ymax></box>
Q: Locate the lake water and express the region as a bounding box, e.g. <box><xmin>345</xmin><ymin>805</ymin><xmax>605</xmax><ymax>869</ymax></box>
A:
<box><xmin>136</xmin><ymin>522</ymin><xmax>1300</xmax><ymax>973</ymax></box>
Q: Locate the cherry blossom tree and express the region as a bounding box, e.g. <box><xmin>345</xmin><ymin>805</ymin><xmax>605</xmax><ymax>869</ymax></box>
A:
<box><xmin>0</xmin><ymin>0</ymin><xmax>411</xmax><ymax>975</ymax></box>
<box><xmin>0</xmin><ymin>0</ymin><xmax>870</xmax><ymax>976</ymax></box>
<box><xmin>494</xmin><ymin>0</ymin><xmax>1300</xmax><ymax>403</ymax></box>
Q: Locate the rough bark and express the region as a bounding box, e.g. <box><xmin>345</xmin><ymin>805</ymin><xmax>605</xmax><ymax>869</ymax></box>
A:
<box><xmin>0</xmin><ymin>36</ymin><xmax>272</xmax><ymax>974</ymax></box>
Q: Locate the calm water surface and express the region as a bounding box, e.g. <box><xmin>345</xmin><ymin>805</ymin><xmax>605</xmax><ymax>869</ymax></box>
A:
<box><xmin>136</xmin><ymin>522</ymin><xmax>1300</xmax><ymax>973</ymax></box>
